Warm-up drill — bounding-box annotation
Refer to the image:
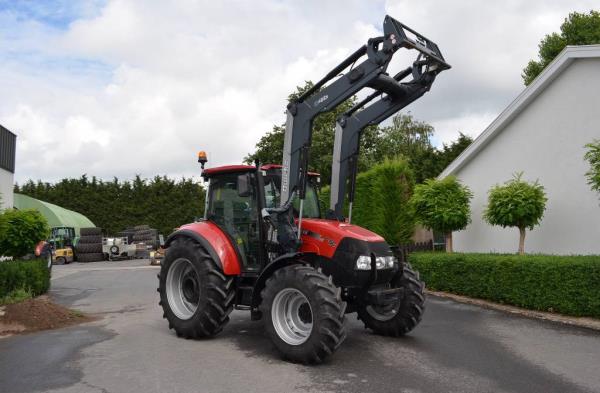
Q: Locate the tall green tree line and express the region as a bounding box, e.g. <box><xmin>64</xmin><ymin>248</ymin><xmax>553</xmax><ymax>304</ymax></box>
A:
<box><xmin>15</xmin><ymin>175</ymin><xmax>205</xmax><ymax>237</ymax></box>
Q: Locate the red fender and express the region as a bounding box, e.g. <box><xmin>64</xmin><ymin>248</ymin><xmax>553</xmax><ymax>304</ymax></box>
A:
<box><xmin>169</xmin><ymin>221</ymin><xmax>241</xmax><ymax>275</ymax></box>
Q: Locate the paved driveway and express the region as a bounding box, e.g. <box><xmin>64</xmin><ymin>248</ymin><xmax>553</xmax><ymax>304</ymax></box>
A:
<box><xmin>1</xmin><ymin>260</ymin><xmax>599</xmax><ymax>393</ymax></box>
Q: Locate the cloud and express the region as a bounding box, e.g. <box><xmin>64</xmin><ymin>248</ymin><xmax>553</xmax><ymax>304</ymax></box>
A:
<box><xmin>0</xmin><ymin>0</ymin><xmax>597</xmax><ymax>183</ymax></box>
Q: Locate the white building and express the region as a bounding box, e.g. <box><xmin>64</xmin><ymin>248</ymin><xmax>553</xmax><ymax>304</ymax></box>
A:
<box><xmin>440</xmin><ymin>45</ymin><xmax>600</xmax><ymax>255</ymax></box>
<box><xmin>0</xmin><ymin>125</ymin><xmax>16</xmax><ymax>210</ymax></box>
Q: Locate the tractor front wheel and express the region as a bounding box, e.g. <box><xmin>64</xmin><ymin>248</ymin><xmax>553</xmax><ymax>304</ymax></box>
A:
<box><xmin>158</xmin><ymin>237</ymin><xmax>234</xmax><ymax>338</ymax></box>
<box><xmin>260</xmin><ymin>265</ymin><xmax>347</xmax><ymax>364</ymax></box>
<box><xmin>357</xmin><ymin>263</ymin><xmax>425</xmax><ymax>336</ymax></box>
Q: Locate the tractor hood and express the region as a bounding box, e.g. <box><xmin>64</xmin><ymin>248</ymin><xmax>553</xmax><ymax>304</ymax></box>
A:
<box><xmin>299</xmin><ymin>218</ymin><xmax>386</xmax><ymax>259</ymax></box>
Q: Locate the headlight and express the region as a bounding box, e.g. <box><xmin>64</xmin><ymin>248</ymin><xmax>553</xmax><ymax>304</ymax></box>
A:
<box><xmin>355</xmin><ymin>255</ymin><xmax>397</xmax><ymax>270</ymax></box>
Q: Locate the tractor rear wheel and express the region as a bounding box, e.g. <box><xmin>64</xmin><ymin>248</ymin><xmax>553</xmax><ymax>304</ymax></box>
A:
<box><xmin>158</xmin><ymin>237</ymin><xmax>234</xmax><ymax>338</ymax></box>
<box><xmin>357</xmin><ymin>263</ymin><xmax>425</xmax><ymax>336</ymax></box>
<box><xmin>260</xmin><ymin>265</ymin><xmax>346</xmax><ymax>364</ymax></box>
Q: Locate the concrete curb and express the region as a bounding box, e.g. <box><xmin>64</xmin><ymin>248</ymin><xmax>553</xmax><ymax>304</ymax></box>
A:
<box><xmin>427</xmin><ymin>290</ymin><xmax>600</xmax><ymax>332</ymax></box>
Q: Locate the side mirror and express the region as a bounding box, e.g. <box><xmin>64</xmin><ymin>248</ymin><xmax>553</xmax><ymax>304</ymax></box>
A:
<box><xmin>237</xmin><ymin>173</ymin><xmax>252</xmax><ymax>197</ymax></box>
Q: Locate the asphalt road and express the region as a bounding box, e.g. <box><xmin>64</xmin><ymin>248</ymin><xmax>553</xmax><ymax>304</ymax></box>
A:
<box><xmin>1</xmin><ymin>260</ymin><xmax>599</xmax><ymax>393</ymax></box>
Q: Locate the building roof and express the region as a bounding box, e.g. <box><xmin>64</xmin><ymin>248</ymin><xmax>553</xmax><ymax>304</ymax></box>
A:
<box><xmin>13</xmin><ymin>193</ymin><xmax>95</xmax><ymax>234</ymax></box>
<box><xmin>440</xmin><ymin>45</ymin><xmax>600</xmax><ymax>178</ymax></box>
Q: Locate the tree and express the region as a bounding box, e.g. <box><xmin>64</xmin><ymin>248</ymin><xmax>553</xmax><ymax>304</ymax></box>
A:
<box><xmin>374</xmin><ymin>113</ymin><xmax>437</xmax><ymax>183</ymax></box>
<box><xmin>356</xmin><ymin>159</ymin><xmax>416</xmax><ymax>245</ymax></box>
<box><xmin>483</xmin><ymin>173</ymin><xmax>547</xmax><ymax>255</ymax></box>
<box><xmin>410</xmin><ymin>176</ymin><xmax>472</xmax><ymax>252</ymax></box>
<box><xmin>375</xmin><ymin>113</ymin><xmax>434</xmax><ymax>157</ymax></box>
<box><xmin>245</xmin><ymin>78</ymin><xmax>473</xmax><ymax>185</ymax></box>
<box><xmin>0</xmin><ymin>209</ymin><xmax>50</xmax><ymax>258</ymax></box>
<box><xmin>584</xmin><ymin>140</ymin><xmax>600</xmax><ymax>196</ymax></box>
<box><xmin>436</xmin><ymin>133</ymin><xmax>473</xmax><ymax>171</ymax></box>
<box><xmin>244</xmin><ymin>81</ymin><xmax>357</xmax><ymax>184</ymax></box>
<box><xmin>523</xmin><ymin>11</ymin><xmax>600</xmax><ymax>85</ymax></box>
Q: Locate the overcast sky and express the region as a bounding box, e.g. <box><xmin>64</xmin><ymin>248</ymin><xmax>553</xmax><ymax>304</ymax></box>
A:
<box><xmin>1</xmin><ymin>0</ymin><xmax>597</xmax><ymax>184</ymax></box>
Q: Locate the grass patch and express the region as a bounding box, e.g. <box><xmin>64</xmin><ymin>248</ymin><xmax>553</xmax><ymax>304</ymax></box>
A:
<box><xmin>0</xmin><ymin>288</ymin><xmax>33</xmax><ymax>305</ymax></box>
<box><xmin>409</xmin><ymin>252</ymin><xmax>600</xmax><ymax>318</ymax></box>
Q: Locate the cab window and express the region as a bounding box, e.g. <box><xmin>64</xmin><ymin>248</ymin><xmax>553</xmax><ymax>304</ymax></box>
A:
<box><xmin>263</xmin><ymin>175</ymin><xmax>320</xmax><ymax>218</ymax></box>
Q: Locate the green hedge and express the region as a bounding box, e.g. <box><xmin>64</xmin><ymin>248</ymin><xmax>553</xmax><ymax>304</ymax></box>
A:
<box><xmin>409</xmin><ymin>252</ymin><xmax>600</xmax><ymax>318</ymax></box>
<box><xmin>319</xmin><ymin>158</ymin><xmax>415</xmax><ymax>245</ymax></box>
<box><xmin>0</xmin><ymin>259</ymin><xmax>50</xmax><ymax>299</ymax></box>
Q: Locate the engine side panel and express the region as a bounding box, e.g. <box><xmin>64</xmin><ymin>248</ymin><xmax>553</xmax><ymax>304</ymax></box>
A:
<box><xmin>174</xmin><ymin>221</ymin><xmax>241</xmax><ymax>275</ymax></box>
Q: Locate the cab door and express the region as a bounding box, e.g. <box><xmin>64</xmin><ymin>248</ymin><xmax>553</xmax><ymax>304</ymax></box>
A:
<box><xmin>205</xmin><ymin>172</ymin><xmax>262</xmax><ymax>271</ymax></box>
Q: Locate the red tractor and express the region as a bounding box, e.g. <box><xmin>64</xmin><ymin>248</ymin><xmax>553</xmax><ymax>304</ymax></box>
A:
<box><xmin>158</xmin><ymin>16</ymin><xmax>450</xmax><ymax>363</ymax></box>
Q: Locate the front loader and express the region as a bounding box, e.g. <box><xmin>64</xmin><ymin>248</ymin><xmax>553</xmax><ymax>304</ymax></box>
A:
<box><xmin>158</xmin><ymin>15</ymin><xmax>450</xmax><ymax>364</ymax></box>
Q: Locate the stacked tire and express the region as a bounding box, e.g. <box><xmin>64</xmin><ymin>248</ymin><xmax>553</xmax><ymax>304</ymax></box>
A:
<box><xmin>118</xmin><ymin>228</ymin><xmax>136</xmax><ymax>245</ymax></box>
<box><xmin>76</xmin><ymin>227</ymin><xmax>105</xmax><ymax>262</ymax></box>
<box><xmin>133</xmin><ymin>225</ymin><xmax>159</xmax><ymax>250</ymax></box>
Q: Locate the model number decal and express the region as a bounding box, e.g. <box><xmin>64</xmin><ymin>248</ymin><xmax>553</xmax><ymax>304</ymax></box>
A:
<box><xmin>314</xmin><ymin>95</ymin><xmax>328</xmax><ymax>106</ymax></box>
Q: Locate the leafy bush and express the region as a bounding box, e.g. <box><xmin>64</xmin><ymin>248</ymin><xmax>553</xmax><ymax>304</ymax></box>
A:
<box><xmin>410</xmin><ymin>176</ymin><xmax>472</xmax><ymax>252</ymax></box>
<box><xmin>410</xmin><ymin>252</ymin><xmax>600</xmax><ymax>318</ymax></box>
<box><xmin>0</xmin><ymin>259</ymin><xmax>50</xmax><ymax>300</ymax></box>
<box><xmin>483</xmin><ymin>173</ymin><xmax>547</xmax><ymax>255</ymax></box>
<box><xmin>0</xmin><ymin>209</ymin><xmax>50</xmax><ymax>258</ymax></box>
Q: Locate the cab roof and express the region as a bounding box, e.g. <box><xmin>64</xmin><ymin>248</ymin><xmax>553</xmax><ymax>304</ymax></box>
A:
<box><xmin>202</xmin><ymin>164</ymin><xmax>320</xmax><ymax>177</ymax></box>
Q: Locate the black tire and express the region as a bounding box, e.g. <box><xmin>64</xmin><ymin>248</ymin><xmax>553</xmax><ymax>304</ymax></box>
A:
<box><xmin>80</xmin><ymin>227</ymin><xmax>102</xmax><ymax>236</ymax></box>
<box><xmin>77</xmin><ymin>253</ymin><xmax>105</xmax><ymax>262</ymax></box>
<box><xmin>110</xmin><ymin>245</ymin><xmax>119</xmax><ymax>254</ymax></box>
<box><xmin>54</xmin><ymin>256</ymin><xmax>66</xmax><ymax>265</ymax></box>
<box><xmin>357</xmin><ymin>263</ymin><xmax>425</xmax><ymax>336</ymax></box>
<box><xmin>133</xmin><ymin>236</ymin><xmax>154</xmax><ymax>242</ymax></box>
<box><xmin>118</xmin><ymin>230</ymin><xmax>135</xmax><ymax>243</ymax></box>
<box><xmin>260</xmin><ymin>265</ymin><xmax>347</xmax><ymax>364</ymax></box>
<box><xmin>76</xmin><ymin>243</ymin><xmax>102</xmax><ymax>253</ymax></box>
<box><xmin>134</xmin><ymin>229</ymin><xmax>156</xmax><ymax>237</ymax></box>
<box><xmin>158</xmin><ymin>237</ymin><xmax>234</xmax><ymax>338</ymax></box>
<box><xmin>133</xmin><ymin>229</ymin><xmax>157</xmax><ymax>242</ymax></box>
<box><xmin>78</xmin><ymin>235</ymin><xmax>103</xmax><ymax>244</ymax></box>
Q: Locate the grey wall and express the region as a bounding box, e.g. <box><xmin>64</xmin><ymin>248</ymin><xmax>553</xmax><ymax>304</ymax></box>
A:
<box><xmin>454</xmin><ymin>58</ymin><xmax>600</xmax><ymax>255</ymax></box>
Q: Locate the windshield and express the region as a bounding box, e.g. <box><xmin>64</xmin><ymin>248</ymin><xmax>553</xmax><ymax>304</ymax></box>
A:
<box><xmin>264</xmin><ymin>174</ymin><xmax>320</xmax><ymax>219</ymax></box>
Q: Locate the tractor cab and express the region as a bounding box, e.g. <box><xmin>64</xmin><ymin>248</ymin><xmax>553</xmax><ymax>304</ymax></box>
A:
<box><xmin>201</xmin><ymin>163</ymin><xmax>320</xmax><ymax>272</ymax></box>
<box><xmin>46</xmin><ymin>226</ymin><xmax>77</xmax><ymax>265</ymax></box>
<box><xmin>49</xmin><ymin>226</ymin><xmax>77</xmax><ymax>249</ymax></box>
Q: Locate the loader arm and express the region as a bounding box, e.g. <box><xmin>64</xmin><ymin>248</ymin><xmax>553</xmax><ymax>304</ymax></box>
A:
<box><xmin>329</xmin><ymin>54</ymin><xmax>448</xmax><ymax>221</ymax></box>
<box><xmin>280</xmin><ymin>15</ymin><xmax>450</xmax><ymax>217</ymax></box>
